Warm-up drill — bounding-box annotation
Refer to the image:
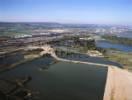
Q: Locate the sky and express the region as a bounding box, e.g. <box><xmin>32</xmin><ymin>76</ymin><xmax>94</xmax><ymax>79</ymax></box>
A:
<box><xmin>0</xmin><ymin>0</ymin><xmax>132</xmax><ymax>25</ymax></box>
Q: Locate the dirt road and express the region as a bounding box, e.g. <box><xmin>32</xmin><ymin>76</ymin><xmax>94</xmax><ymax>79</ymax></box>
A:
<box><xmin>104</xmin><ymin>66</ymin><xmax>132</xmax><ymax>100</ymax></box>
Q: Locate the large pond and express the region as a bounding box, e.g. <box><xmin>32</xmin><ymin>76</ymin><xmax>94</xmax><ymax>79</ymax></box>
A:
<box><xmin>0</xmin><ymin>57</ymin><xmax>107</xmax><ymax>100</ymax></box>
<box><xmin>96</xmin><ymin>40</ymin><xmax>132</xmax><ymax>52</ymax></box>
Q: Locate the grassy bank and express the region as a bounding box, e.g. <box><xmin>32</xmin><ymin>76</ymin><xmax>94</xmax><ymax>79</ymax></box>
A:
<box><xmin>104</xmin><ymin>50</ymin><xmax>132</xmax><ymax>71</ymax></box>
<box><xmin>102</xmin><ymin>35</ymin><xmax>132</xmax><ymax>46</ymax></box>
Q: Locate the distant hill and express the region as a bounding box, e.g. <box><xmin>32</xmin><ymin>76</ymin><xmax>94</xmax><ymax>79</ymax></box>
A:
<box><xmin>0</xmin><ymin>22</ymin><xmax>132</xmax><ymax>38</ymax></box>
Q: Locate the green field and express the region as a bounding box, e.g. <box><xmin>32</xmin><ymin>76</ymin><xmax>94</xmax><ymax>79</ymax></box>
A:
<box><xmin>104</xmin><ymin>50</ymin><xmax>132</xmax><ymax>71</ymax></box>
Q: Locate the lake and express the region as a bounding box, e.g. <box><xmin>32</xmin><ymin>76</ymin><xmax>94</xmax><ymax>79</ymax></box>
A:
<box><xmin>57</xmin><ymin>53</ymin><xmax>122</xmax><ymax>68</ymax></box>
<box><xmin>0</xmin><ymin>57</ymin><xmax>107</xmax><ymax>100</ymax></box>
<box><xmin>96</xmin><ymin>40</ymin><xmax>132</xmax><ymax>52</ymax></box>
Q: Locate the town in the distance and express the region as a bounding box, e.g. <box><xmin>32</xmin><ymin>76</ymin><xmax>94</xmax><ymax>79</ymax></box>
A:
<box><xmin>0</xmin><ymin>22</ymin><xmax>132</xmax><ymax>100</ymax></box>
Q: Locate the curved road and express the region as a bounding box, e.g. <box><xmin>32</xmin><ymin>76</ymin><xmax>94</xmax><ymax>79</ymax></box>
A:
<box><xmin>27</xmin><ymin>45</ymin><xmax>118</xmax><ymax>68</ymax></box>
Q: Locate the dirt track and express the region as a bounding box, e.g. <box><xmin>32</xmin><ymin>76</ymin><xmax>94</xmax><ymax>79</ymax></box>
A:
<box><xmin>27</xmin><ymin>45</ymin><xmax>132</xmax><ymax>100</ymax></box>
<box><xmin>103</xmin><ymin>66</ymin><xmax>132</xmax><ymax>100</ymax></box>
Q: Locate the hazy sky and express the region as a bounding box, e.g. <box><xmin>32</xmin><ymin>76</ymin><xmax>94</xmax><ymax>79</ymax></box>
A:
<box><xmin>0</xmin><ymin>0</ymin><xmax>132</xmax><ymax>25</ymax></box>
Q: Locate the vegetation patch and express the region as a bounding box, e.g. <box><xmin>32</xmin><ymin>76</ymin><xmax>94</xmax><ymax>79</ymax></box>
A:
<box><xmin>102</xmin><ymin>35</ymin><xmax>132</xmax><ymax>46</ymax></box>
<box><xmin>104</xmin><ymin>50</ymin><xmax>132</xmax><ymax>71</ymax></box>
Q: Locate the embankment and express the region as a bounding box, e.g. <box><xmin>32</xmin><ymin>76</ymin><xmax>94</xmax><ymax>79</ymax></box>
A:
<box><xmin>104</xmin><ymin>66</ymin><xmax>132</xmax><ymax>100</ymax></box>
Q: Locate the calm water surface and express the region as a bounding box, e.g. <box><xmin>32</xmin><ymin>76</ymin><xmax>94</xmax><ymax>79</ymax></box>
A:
<box><xmin>96</xmin><ymin>41</ymin><xmax>132</xmax><ymax>52</ymax></box>
<box><xmin>0</xmin><ymin>57</ymin><xmax>107</xmax><ymax>100</ymax></box>
<box><xmin>56</xmin><ymin>52</ymin><xmax>122</xmax><ymax>68</ymax></box>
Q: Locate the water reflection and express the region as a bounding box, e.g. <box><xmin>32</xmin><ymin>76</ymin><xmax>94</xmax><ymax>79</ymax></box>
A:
<box><xmin>0</xmin><ymin>56</ymin><xmax>107</xmax><ymax>100</ymax></box>
<box><xmin>96</xmin><ymin>40</ymin><xmax>132</xmax><ymax>52</ymax></box>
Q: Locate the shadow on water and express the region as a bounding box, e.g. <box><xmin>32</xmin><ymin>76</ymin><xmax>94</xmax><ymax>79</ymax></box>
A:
<box><xmin>0</xmin><ymin>55</ymin><xmax>108</xmax><ymax>100</ymax></box>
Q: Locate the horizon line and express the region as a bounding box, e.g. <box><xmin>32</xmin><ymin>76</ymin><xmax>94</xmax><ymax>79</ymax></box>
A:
<box><xmin>0</xmin><ymin>21</ymin><xmax>131</xmax><ymax>26</ymax></box>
